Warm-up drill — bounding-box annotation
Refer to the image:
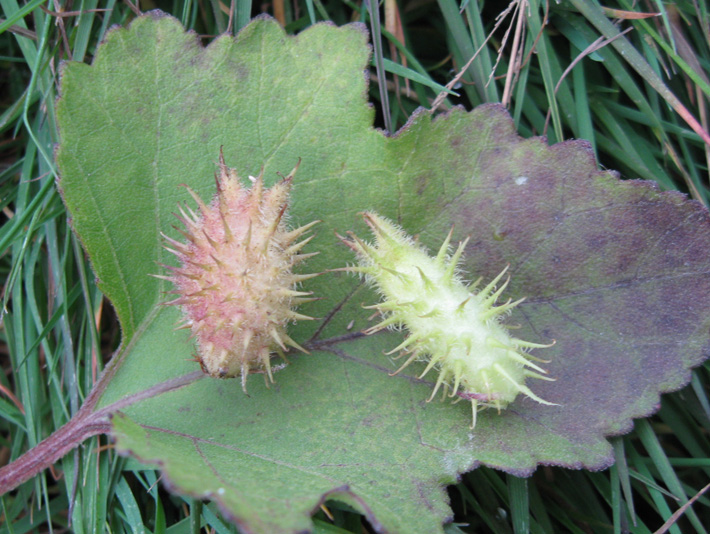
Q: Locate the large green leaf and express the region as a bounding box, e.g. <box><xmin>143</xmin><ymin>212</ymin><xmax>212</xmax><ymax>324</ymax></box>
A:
<box><xmin>56</xmin><ymin>12</ymin><xmax>710</xmax><ymax>534</ymax></box>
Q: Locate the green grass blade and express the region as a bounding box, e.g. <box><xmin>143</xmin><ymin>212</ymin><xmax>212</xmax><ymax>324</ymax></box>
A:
<box><xmin>507</xmin><ymin>475</ymin><xmax>530</xmax><ymax>534</ymax></box>
<box><xmin>636</xmin><ymin>419</ymin><xmax>707</xmax><ymax>533</ymax></box>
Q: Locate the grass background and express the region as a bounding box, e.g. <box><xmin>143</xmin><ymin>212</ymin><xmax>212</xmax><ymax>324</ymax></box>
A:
<box><xmin>1</xmin><ymin>0</ymin><xmax>709</xmax><ymax>532</ymax></box>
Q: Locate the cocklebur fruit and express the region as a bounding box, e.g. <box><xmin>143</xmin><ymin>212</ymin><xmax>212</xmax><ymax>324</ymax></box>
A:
<box><xmin>157</xmin><ymin>152</ymin><xmax>320</xmax><ymax>393</ymax></box>
<box><xmin>339</xmin><ymin>212</ymin><xmax>556</xmax><ymax>427</ymax></box>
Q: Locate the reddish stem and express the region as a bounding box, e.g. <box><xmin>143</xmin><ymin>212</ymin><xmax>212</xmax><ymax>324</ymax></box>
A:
<box><xmin>0</xmin><ymin>369</ymin><xmax>204</xmax><ymax>494</ymax></box>
<box><xmin>0</xmin><ymin>410</ymin><xmax>110</xmax><ymax>493</ymax></box>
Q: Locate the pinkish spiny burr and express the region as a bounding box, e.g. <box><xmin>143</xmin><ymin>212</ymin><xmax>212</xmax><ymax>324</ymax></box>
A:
<box><xmin>158</xmin><ymin>151</ymin><xmax>320</xmax><ymax>393</ymax></box>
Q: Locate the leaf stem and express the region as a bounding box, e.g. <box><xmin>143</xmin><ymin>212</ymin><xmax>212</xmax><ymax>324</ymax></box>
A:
<box><xmin>0</xmin><ymin>408</ymin><xmax>110</xmax><ymax>493</ymax></box>
<box><xmin>0</xmin><ymin>370</ymin><xmax>204</xmax><ymax>495</ymax></box>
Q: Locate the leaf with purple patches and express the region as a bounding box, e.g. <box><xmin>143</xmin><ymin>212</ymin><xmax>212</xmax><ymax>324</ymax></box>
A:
<box><xmin>8</xmin><ymin>11</ymin><xmax>709</xmax><ymax>534</ymax></box>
